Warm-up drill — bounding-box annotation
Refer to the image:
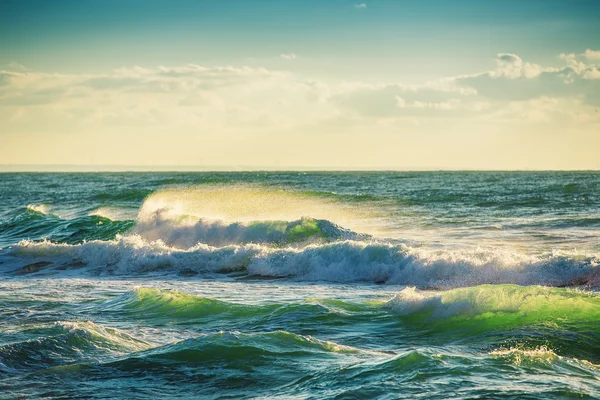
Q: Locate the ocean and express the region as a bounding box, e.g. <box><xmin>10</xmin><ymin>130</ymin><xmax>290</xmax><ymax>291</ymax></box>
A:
<box><xmin>0</xmin><ymin>171</ymin><xmax>599</xmax><ymax>399</ymax></box>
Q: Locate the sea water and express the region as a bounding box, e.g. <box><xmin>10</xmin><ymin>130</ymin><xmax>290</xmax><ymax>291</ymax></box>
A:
<box><xmin>0</xmin><ymin>171</ymin><xmax>599</xmax><ymax>399</ymax></box>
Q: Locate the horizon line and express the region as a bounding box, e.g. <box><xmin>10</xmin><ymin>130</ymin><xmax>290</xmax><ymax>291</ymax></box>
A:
<box><xmin>0</xmin><ymin>164</ymin><xmax>598</xmax><ymax>173</ymax></box>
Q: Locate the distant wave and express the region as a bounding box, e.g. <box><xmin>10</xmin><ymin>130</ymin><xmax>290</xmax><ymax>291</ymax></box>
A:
<box><xmin>26</xmin><ymin>204</ymin><xmax>55</xmax><ymax>216</ymax></box>
<box><xmin>91</xmin><ymin>189</ymin><xmax>153</xmax><ymax>202</ymax></box>
<box><xmin>0</xmin><ymin>209</ymin><xmax>134</xmax><ymax>246</ymax></box>
<box><xmin>88</xmin><ymin>207</ymin><xmax>137</xmax><ymax>222</ymax></box>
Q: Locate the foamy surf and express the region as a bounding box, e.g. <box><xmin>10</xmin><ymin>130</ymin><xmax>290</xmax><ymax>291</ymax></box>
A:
<box><xmin>2</xmin><ymin>236</ymin><xmax>599</xmax><ymax>288</ymax></box>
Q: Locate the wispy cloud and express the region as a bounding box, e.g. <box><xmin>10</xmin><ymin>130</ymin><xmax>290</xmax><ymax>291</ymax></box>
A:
<box><xmin>354</xmin><ymin>3</ymin><xmax>367</xmax><ymax>9</ymax></box>
<box><xmin>1</xmin><ymin>50</ymin><xmax>599</xmax><ymax>138</ymax></box>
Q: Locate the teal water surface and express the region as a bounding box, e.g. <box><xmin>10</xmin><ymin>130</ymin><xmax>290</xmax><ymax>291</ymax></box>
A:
<box><xmin>0</xmin><ymin>172</ymin><xmax>599</xmax><ymax>399</ymax></box>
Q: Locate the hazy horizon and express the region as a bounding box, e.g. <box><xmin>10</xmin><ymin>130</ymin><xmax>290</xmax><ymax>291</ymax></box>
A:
<box><xmin>2</xmin><ymin>164</ymin><xmax>600</xmax><ymax>173</ymax></box>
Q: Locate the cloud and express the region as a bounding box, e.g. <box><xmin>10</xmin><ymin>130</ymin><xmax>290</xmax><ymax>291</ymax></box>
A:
<box><xmin>280</xmin><ymin>53</ymin><xmax>297</xmax><ymax>60</ymax></box>
<box><xmin>584</xmin><ymin>49</ymin><xmax>600</xmax><ymax>61</ymax></box>
<box><xmin>455</xmin><ymin>51</ymin><xmax>600</xmax><ymax>109</ymax></box>
<box><xmin>1</xmin><ymin>50</ymin><xmax>599</xmax><ymax>142</ymax></box>
<box><xmin>396</xmin><ymin>96</ymin><xmax>461</xmax><ymax>110</ymax></box>
<box><xmin>582</xmin><ymin>67</ymin><xmax>600</xmax><ymax>80</ymax></box>
<box><xmin>491</xmin><ymin>53</ymin><xmax>546</xmax><ymax>79</ymax></box>
<box><xmin>559</xmin><ymin>50</ymin><xmax>600</xmax><ymax>79</ymax></box>
<box><xmin>0</xmin><ymin>65</ymin><xmax>336</xmax><ymax>134</ymax></box>
<box><xmin>354</xmin><ymin>3</ymin><xmax>367</xmax><ymax>9</ymax></box>
<box><xmin>330</xmin><ymin>83</ymin><xmax>474</xmax><ymax>118</ymax></box>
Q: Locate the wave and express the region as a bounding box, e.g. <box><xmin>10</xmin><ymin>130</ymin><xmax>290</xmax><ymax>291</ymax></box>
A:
<box><xmin>2</xmin><ymin>237</ymin><xmax>599</xmax><ymax>288</ymax></box>
<box><xmin>132</xmin><ymin>186</ymin><xmax>375</xmax><ymax>247</ymax></box>
<box><xmin>91</xmin><ymin>189</ymin><xmax>153</xmax><ymax>202</ymax></box>
<box><xmin>100</xmin><ymin>286</ymin><xmax>600</xmax><ymax>338</ymax></box>
<box><xmin>0</xmin><ymin>209</ymin><xmax>135</xmax><ymax>247</ymax></box>
<box><xmin>385</xmin><ymin>285</ymin><xmax>600</xmax><ymax>323</ymax></box>
<box><xmin>0</xmin><ymin>321</ymin><xmax>149</xmax><ymax>372</ymax></box>
<box><xmin>384</xmin><ymin>284</ymin><xmax>600</xmax><ymax>358</ymax></box>
<box><xmin>139</xmin><ymin>330</ymin><xmax>358</xmax><ymax>358</ymax></box>
<box><xmin>37</xmin><ymin>330</ymin><xmax>376</xmax><ymax>396</ymax></box>
<box><xmin>509</xmin><ymin>216</ymin><xmax>600</xmax><ymax>230</ymax></box>
<box><xmin>488</xmin><ymin>345</ymin><xmax>600</xmax><ymax>378</ymax></box>
<box><xmin>135</xmin><ymin>211</ymin><xmax>362</xmax><ymax>248</ymax></box>
<box><xmin>3</xmin><ymin>185</ymin><xmax>600</xmax><ymax>287</ymax></box>
<box><xmin>489</xmin><ymin>346</ymin><xmax>559</xmax><ymax>366</ymax></box>
<box><xmin>135</xmin><ymin>186</ymin><xmax>383</xmax><ymax>237</ymax></box>
<box><xmin>382</xmin><ymin>285</ymin><xmax>600</xmax><ymax>364</ymax></box>
<box><xmin>89</xmin><ymin>341</ymin><xmax>600</xmax><ymax>397</ymax></box>
<box><xmin>40</xmin><ymin>334</ymin><xmax>600</xmax><ymax>399</ymax></box>
<box><xmin>26</xmin><ymin>204</ymin><xmax>55</xmax><ymax>216</ymax></box>
<box><xmin>88</xmin><ymin>206</ymin><xmax>137</xmax><ymax>222</ymax></box>
<box><xmin>97</xmin><ymin>330</ymin><xmax>362</xmax><ymax>375</ymax></box>
<box><xmin>102</xmin><ymin>287</ymin><xmax>270</xmax><ymax>319</ymax></box>
<box><xmin>98</xmin><ymin>288</ymin><xmax>369</xmax><ymax>328</ymax></box>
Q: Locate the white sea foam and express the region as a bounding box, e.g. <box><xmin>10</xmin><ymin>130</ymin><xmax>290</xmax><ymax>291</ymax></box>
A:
<box><xmin>2</xmin><ymin>236</ymin><xmax>598</xmax><ymax>288</ymax></box>
<box><xmin>489</xmin><ymin>346</ymin><xmax>559</xmax><ymax>366</ymax></box>
<box><xmin>134</xmin><ymin>208</ymin><xmax>359</xmax><ymax>248</ymax></box>
<box><xmin>384</xmin><ymin>287</ymin><xmax>474</xmax><ymax>319</ymax></box>
<box><xmin>27</xmin><ymin>204</ymin><xmax>53</xmax><ymax>216</ymax></box>
<box><xmin>5</xmin><ymin>186</ymin><xmax>600</xmax><ymax>287</ymax></box>
<box><xmin>135</xmin><ymin>186</ymin><xmax>386</xmax><ymax>236</ymax></box>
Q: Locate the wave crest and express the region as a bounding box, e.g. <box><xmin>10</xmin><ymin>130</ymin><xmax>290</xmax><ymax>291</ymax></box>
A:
<box><xmin>3</xmin><ymin>237</ymin><xmax>599</xmax><ymax>288</ymax></box>
<box><xmin>135</xmin><ymin>208</ymin><xmax>361</xmax><ymax>247</ymax></box>
<box><xmin>385</xmin><ymin>285</ymin><xmax>600</xmax><ymax>327</ymax></box>
<box><xmin>0</xmin><ymin>321</ymin><xmax>148</xmax><ymax>371</ymax></box>
<box><xmin>106</xmin><ymin>330</ymin><xmax>359</xmax><ymax>370</ymax></box>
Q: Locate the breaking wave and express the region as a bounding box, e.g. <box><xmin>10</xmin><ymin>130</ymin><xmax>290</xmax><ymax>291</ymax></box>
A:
<box><xmin>135</xmin><ymin>213</ymin><xmax>361</xmax><ymax>248</ymax></box>
<box><xmin>2</xmin><ymin>237</ymin><xmax>599</xmax><ymax>288</ymax></box>
<box><xmin>2</xmin><ymin>185</ymin><xmax>599</xmax><ymax>289</ymax></box>
<box><xmin>385</xmin><ymin>284</ymin><xmax>600</xmax><ymax>325</ymax></box>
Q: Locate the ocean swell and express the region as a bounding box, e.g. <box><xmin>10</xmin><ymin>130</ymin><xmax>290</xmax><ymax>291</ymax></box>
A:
<box><xmin>0</xmin><ymin>321</ymin><xmax>149</xmax><ymax>372</ymax></box>
<box><xmin>0</xmin><ymin>207</ymin><xmax>134</xmax><ymax>247</ymax></box>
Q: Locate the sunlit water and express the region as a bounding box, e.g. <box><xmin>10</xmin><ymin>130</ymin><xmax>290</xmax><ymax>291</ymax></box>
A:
<box><xmin>1</xmin><ymin>172</ymin><xmax>599</xmax><ymax>399</ymax></box>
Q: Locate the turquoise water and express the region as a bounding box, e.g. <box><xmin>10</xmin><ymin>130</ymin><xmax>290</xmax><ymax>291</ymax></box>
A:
<box><xmin>1</xmin><ymin>172</ymin><xmax>599</xmax><ymax>399</ymax></box>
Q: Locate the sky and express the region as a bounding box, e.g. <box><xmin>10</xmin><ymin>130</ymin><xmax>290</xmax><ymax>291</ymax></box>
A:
<box><xmin>1</xmin><ymin>0</ymin><xmax>600</xmax><ymax>170</ymax></box>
